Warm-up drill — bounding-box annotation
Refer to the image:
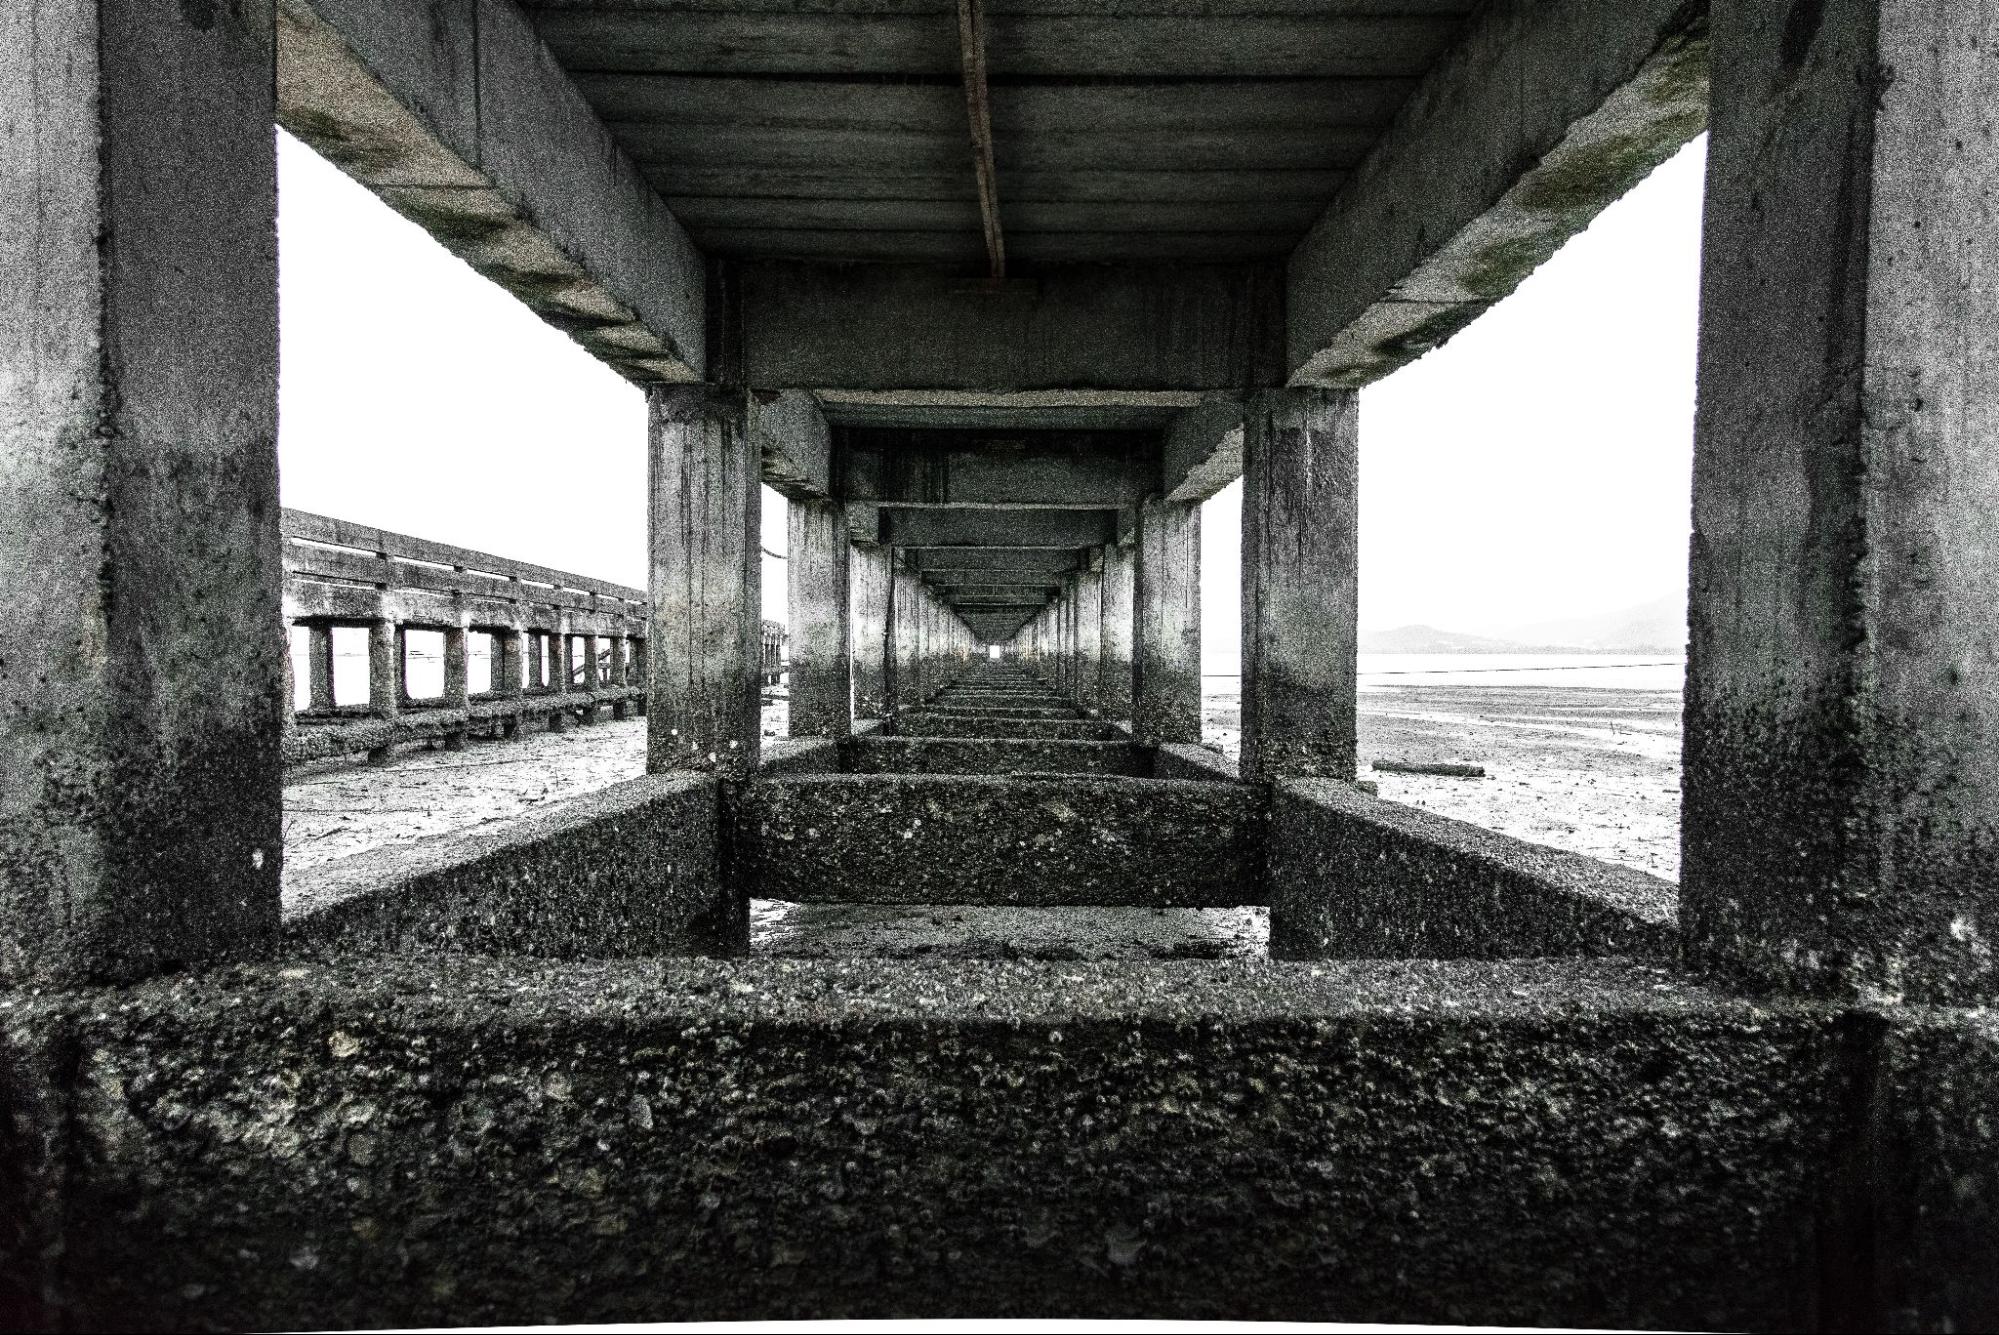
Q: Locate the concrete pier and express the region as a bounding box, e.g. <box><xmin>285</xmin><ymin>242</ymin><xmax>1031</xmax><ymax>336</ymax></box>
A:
<box><xmin>788</xmin><ymin>498</ymin><xmax>852</xmax><ymax>736</ymax></box>
<box><xmin>1682</xmin><ymin>0</ymin><xmax>1999</xmax><ymax>1005</ymax></box>
<box><xmin>1240</xmin><ymin>389</ymin><xmax>1359</xmax><ymax>784</ymax></box>
<box><xmin>1133</xmin><ymin>497</ymin><xmax>1202</xmax><ymax>744</ymax></box>
<box><xmin>647</xmin><ymin>387</ymin><xmax>760</xmax><ymax>778</ymax></box>
<box><xmin>10</xmin><ymin>0</ymin><xmax>1999</xmax><ymax>1326</ymax></box>
<box><xmin>0</xmin><ymin>0</ymin><xmax>283</xmax><ymax>983</ymax></box>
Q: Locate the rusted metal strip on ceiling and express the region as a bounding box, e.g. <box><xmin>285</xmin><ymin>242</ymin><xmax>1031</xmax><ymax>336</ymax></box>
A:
<box><xmin>955</xmin><ymin>0</ymin><xmax>1006</xmax><ymax>280</ymax></box>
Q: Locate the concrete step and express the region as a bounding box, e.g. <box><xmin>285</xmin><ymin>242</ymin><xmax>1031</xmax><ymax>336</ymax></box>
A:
<box><xmin>848</xmin><ymin>736</ymin><xmax>1150</xmax><ymax>776</ymax></box>
<box><xmin>728</xmin><ymin>773</ymin><xmax>1261</xmax><ymax>908</ymax></box>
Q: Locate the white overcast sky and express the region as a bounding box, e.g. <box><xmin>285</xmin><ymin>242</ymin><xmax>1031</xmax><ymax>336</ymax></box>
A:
<box><xmin>276</xmin><ymin>131</ymin><xmax>1707</xmax><ymax>660</ymax></box>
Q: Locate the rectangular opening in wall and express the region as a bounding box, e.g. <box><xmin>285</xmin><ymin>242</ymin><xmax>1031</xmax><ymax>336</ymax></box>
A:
<box><xmin>469</xmin><ymin>632</ymin><xmax>494</xmax><ymax>695</ymax></box>
<box><xmin>403</xmin><ymin>628</ymin><xmax>446</xmax><ymax>702</ymax></box>
<box><xmin>331</xmin><ymin>626</ymin><xmax>370</xmax><ymax>707</ymax></box>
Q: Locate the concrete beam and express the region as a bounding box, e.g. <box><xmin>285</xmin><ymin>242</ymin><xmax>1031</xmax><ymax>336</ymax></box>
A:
<box><xmin>922</xmin><ymin>572</ymin><xmax>1065</xmax><ymax>589</ymax></box>
<box><xmin>882</xmin><ymin>509</ymin><xmax>1118</xmax><ymax>549</ymax></box>
<box><xmin>737</xmin><ymin>261</ymin><xmax>1284</xmax><ymax>392</ymax></box>
<box><xmin>842</xmin><ymin>430</ymin><xmax>1158</xmax><ymax>509</ymax></box>
<box><xmin>751</xmin><ymin>390</ymin><xmax>831</xmax><ymax>500</ymax></box>
<box><xmin>1286</xmin><ymin>0</ymin><xmax>1708</xmax><ymax>386</ymax></box>
<box><xmin>1163</xmin><ymin>394</ymin><xmax>1247</xmax><ymax>502</ymax></box>
<box><xmin>912</xmin><ymin>548</ymin><xmax>1084</xmax><ymax>574</ymax></box>
<box><xmin>278</xmin><ymin>0</ymin><xmax>704</xmax><ymax>383</ymax></box>
<box><xmin>941</xmin><ymin>588</ymin><xmax>1055</xmax><ymax>607</ymax></box>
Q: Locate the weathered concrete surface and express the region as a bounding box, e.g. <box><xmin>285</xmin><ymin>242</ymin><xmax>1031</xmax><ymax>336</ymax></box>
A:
<box><xmin>750</xmin><ymin>389</ymin><xmax>831</xmax><ymax>499</ymax></box>
<box><xmin>729</xmin><ymin>775</ymin><xmax>1260</xmax><ymax>907</ymax></box>
<box><xmin>1267</xmin><ymin>781</ymin><xmax>1675</xmax><ymax>961</ymax></box>
<box><xmin>1133</xmin><ymin>498</ymin><xmax>1202</xmax><ymax>744</ymax></box>
<box><xmin>0</xmin><ymin>0</ymin><xmax>283</xmax><ymax>984</ymax></box>
<box><xmin>893</xmin><ymin>714</ymin><xmax>1122</xmax><ymax>741</ymax></box>
<box><xmin>1879</xmin><ymin>1011</ymin><xmax>1999</xmax><ymax>1331</ymax></box>
<box><xmin>0</xmin><ymin>956</ymin><xmax>1867</xmax><ymax>1329</ymax></box>
<box><xmin>738</xmin><ymin>261</ymin><xmax>1284</xmax><ymax>392</ymax></box>
<box><xmin>1098</xmin><ymin>541</ymin><xmax>1136</xmax><ymax>721</ymax></box>
<box><xmin>1240</xmin><ymin>389</ymin><xmax>1359</xmax><ymax>784</ymax></box>
<box><xmin>277</xmin><ymin>0</ymin><xmax>703</xmax><ymax>382</ymax></box>
<box><xmin>1162</xmin><ymin>393</ymin><xmax>1246</xmax><ymax>502</ymax></box>
<box><xmin>284</xmin><ymin>774</ymin><xmax>734</xmax><ymax>959</ymax></box>
<box><xmin>849</xmin><ymin>543</ymin><xmax>894</xmax><ymax>719</ymax></box>
<box><xmin>847</xmin><ymin>738</ymin><xmax>1150</xmax><ymax>777</ymax></box>
<box><xmin>881</xmin><ymin>507</ymin><xmax>1117</xmax><ymax>550</ymax></box>
<box><xmin>759</xmin><ymin>736</ymin><xmax>842</xmax><ymax>776</ymax></box>
<box><xmin>1682</xmin><ymin>0</ymin><xmax>1999</xmax><ymax>1004</ymax></box>
<box><xmin>786</xmin><ymin>498</ymin><xmax>851</xmax><ymax>736</ymax></box>
<box><xmin>842</xmin><ymin>429</ymin><xmax>1157</xmax><ymax>509</ymax></box>
<box><xmin>1287</xmin><ymin>0</ymin><xmax>1707</xmax><ymax>385</ymax></box>
<box><xmin>1153</xmin><ymin>744</ymin><xmax>1241</xmax><ymax>785</ymax></box>
<box><xmin>648</xmin><ymin>387</ymin><xmax>761</xmax><ymax>778</ymax></box>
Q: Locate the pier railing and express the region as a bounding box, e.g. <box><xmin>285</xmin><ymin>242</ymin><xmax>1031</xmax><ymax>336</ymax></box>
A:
<box><xmin>281</xmin><ymin>509</ymin><xmax>650</xmax><ymax>764</ymax></box>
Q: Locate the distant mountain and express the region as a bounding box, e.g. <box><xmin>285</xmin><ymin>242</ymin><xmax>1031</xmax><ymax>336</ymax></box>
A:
<box><xmin>1358</xmin><ymin>624</ymin><xmax>1534</xmax><ymax>654</ymax></box>
<box><xmin>1358</xmin><ymin>592</ymin><xmax>1690</xmax><ymax>656</ymax></box>
<box><xmin>1489</xmin><ymin>591</ymin><xmax>1687</xmax><ymax>654</ymax></box>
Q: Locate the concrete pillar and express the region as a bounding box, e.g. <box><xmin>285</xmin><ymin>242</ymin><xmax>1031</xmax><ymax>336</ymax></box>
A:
<box><xmin>608</xmin><ymin>635</ymin><xmax>630</xmax><ymax>720</ymax></box>
<box><xmin>647</xmin><ymin>387</ymin><xmax>761</xmax><ymax>777</ymax></box>
<box><xmin>1100</xmin><ymin>542</ymin><xmax>1135</xmax><ymax>721</ymax></box>
<box><xmin>789</xmin><ymin>499</ymin><xmax>853</xmax><ymax>736</ymax></box>
<box><xmin>1240</xmin><ymin>389</ymin><xmax>1359</xmax><ymax>784</ymax></box>
<box><xmin>495</xmin><ymin>629</ymin><xmax>524</xmax><ymax>739</ymax></box>
<box><xmin>1075</xmin><ymin>568</ymin><xmax>1104</xmax><ymax>715</ymax></box>
<box><xmin>573</xmin><ymin>632</ymin><xmax>598</xmax><ymax>725</ymax></box>
<box><xmin>629</xmin><ymin>638</ymin><xmax>648</xmax><ymax>716</ymax></box>
<box><xmin>366</xmin><ymin>620</ymin><xmax>401</xmax><ymax>764</ymax></box>
<box><xmin>851</xmin><ymin>543</ymin><xmax>893</xmax><ymax>718</ymax></box>
<box><xmin>442</xmin><ymin>625</ymin><xmax>470</xmax><ymax>751</ymax></box>
<box><xmin>546</xmin><ymin>631</ymin><xmax>571</xmax><ymax>733</ymax></box>
<box><xmin>891</xmin><ymin>558</ymin><xmax>923</xmax><ymax>711</ymax></box>
<box><xmin>1681</xmin><ymin>0</ymin><xmax>1999</xmax><ymax>1004</ymax></box>
<box><xmin>306</xmin><ymin>624</ymin><xmax>336</xmax><ymax>713</ymax></box>
<box><xmin>1134</xmin><ymin>497</ymin><xmax>1202</xmax><ymax>744</ymax></box>
<box><xmin>0</xmin><ymin>0</ymin><xmax>280</xmax><ymax>982</ymax></box>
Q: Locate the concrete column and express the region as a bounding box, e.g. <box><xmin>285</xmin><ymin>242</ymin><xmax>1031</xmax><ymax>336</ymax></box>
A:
<box><xmin>366</xmin><ymin>620</ymin><xmax>401</xmax><ymax>764</ymax></box>
<box><xmin>0</xmin><ymin>0</ymin><xmax>280</xmax><ymax>982</ymax></box>
<box><xmin>1134</xmin><ymin>497</ymin><xmax>1202</xmax><ymax>744</ymax></box>
<box><xmin>1075</xmin><ymin>568</ymin><xmax>1104</xmax><ymax>715</ymax></box>
<box><xmin>1681</xmin><ymin>0</ymin><xmax>1999</xmax><ymax>1004</ymax></box>
<box><xmin>546</xmin><ymin>631</ymin><xmax>571</xmax><ymax>733</ymax></box>
<box><xmin>575</xmin><ymin>632</ymin><xmax>599</xmax><ymax>725</ymax></box>
<box><xmin>891</xmin><ymin>558</ymin><xmax>924</xmax><ymax>711</ymax></box>
<box><xmin>1100</xmin><ymin>542</ymin><xmax>1135</xmax><ymax>721</ymax></box>
<box><xmin>788</xmin><ymin>499</ymin><xmax>853</xmax><ymax>736</ymax></box>
<box><xmin>495</xmin><ymin>629</ymin><xmax>525</xmax><ymax>739</ymax></box>
<box><xmin>608</xmin><ymin>635</ymin><xmax>631</xmax><ymax>720</ymax></box>
<box><xmin>647</xmin><ymin>387</ymin><xmax>761</xmax><ymax>777</ymax></box>
<box><xmin>851</xmin><ymin>543</ymin><xmax>893</xmax><ymax>719</ymax></box>
<box><xmin>442</xmin><ymin>625</ymin><xmax>471</xmax><ymax>751</ymax></box>
<box><xmin>306</xmin><ymin>624</ymin><xmax>336</xmax><ymax>713</ymax></box>
<box><xmin>630</xmin><ymin>638</ymin><xmax>649</xmax><ymax>716</ymax></box>
<box><xmin>1240</xmin><ymin>389</ymin><xmax>1359</xmax><ymax>784</ymax></box>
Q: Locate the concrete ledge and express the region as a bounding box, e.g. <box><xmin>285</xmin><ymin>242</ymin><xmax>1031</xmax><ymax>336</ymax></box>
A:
<box><xmin>1267</xmin><ymin>780</ymin><xmax>1676</xmax><ymax>960</ymax></box>
<box><xmin>0</xmin><ymin>956</ymin><xmax>1859</xmax><ymax>1329</ymax></box>
<box><xmin>729</xmin><ymin>775</ymin><xmax>1262</xmax><ymax>907</ymax></box>
<box><xmin>283</xmin><ymin>773</ymin><xmax>734</xmax><ymax>958</ymax></box>
<box><xmin>284</xmin><ymin>688</ymin><xmax>644</xmax><ymax>762</ymax></box>
<box><xmin>892</xmin><ymin>713</ymin><xmax>1123</xmax><ymax>741</ymax></box>
<box><xmin>847</xmin><ymin>737</ymin><xmax>1151</xmax><ymax>777</ymax></box>
<box><xmin>1152</xmin><ymin>743</ymin><xmax>1240</xmax><ymax>783</ymax></box>
<box><xmin>759</xmin><ymin>736</ymin><xmax>842</xmax><ymax>775</ymax></box>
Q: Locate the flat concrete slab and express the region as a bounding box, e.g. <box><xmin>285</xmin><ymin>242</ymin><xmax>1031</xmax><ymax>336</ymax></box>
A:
<box><xmin>728</xmin><ymin>773</ymin><xmax>1262</xmax><ymax>907</ymax></box>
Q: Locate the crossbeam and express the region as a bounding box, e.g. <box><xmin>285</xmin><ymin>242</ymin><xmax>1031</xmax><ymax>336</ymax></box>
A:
<box><xmin>881</xmin><ymin>509</ymin><xmax>1118</xmax><ymax>548</ymax></box>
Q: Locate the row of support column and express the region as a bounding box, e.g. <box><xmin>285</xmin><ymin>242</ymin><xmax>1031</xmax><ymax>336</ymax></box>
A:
<box><xmin>6</xmin><ymin>0</ymin><xmax>1997</xmax><ymax>1008</ymax></box>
